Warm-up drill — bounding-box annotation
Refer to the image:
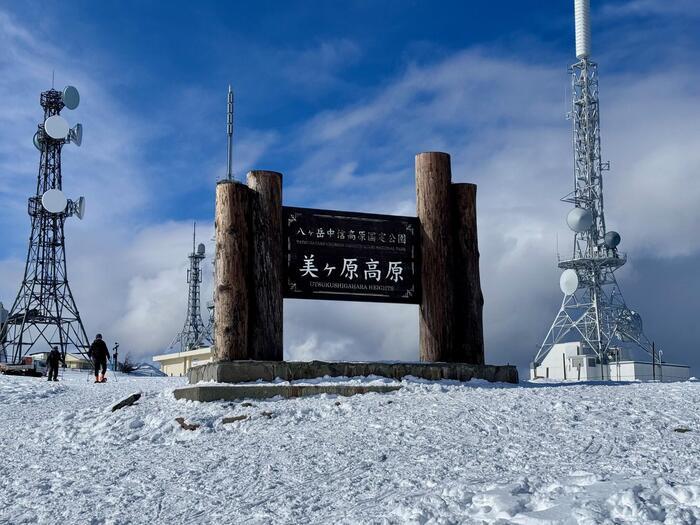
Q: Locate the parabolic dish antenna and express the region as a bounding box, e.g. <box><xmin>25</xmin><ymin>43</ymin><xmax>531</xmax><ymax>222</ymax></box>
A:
<box><xmin>619</xmin><ymin>310</ymin><xmax>643</xmax><ymax>342</ymax></box>
<box><xmin>62</xmin><ymin>86</ymin><xmax>80</xmax><ymax>110</ymax></box>
<box><xmin>32</xmin><ymin>131</ymin><xmax>44</xmax><ymax>151</ymax></box>
<box><xmin>69</xmin><ymin>123</ymin><xmax>83</xmax><ymax>146</ymax></box>
<box><xmin>41</xmin><ymin>189</ymin><xmax>68</xmax><ymax>214</ymax></box>
<box><xmin>559</xmin><ymin>269</ymin><xmax>579</xmax><ymax>296</ymax></box>
<box><xmin>44</xmin><ymin>115</ymin><xmax>69</xmax><ymax>140</ymax></box>
<box><xmin>75</xmin><ymin>196</ymin><xmax>86</xmax><ymax>219</ymax></box>
<box><xmin>604</xmin><ymin>231</ymin><xmax>621</xmax><ymax>248</ymax></box>
<box><xmin>197</xmin><ymin>243</ymin><xmax>206</xmax><ymax>256</ymax></box>
<box><xmin>566</xmin><ymin>207</ymin><xmax>593</xmax><ymax>232</ymax></box>
<box><xmin>625</xmin><ymin>310</ymin><xmax>643</xmax><ymax>333</ymax></box>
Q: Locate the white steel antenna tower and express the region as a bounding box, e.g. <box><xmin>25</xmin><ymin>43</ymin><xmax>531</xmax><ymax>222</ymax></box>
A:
<box><xmin>169</xmin><ymin>223</ymin><xmax>212</xmax><ymax>351</ymax></box>
<box><xmin>534</xmin><ymin>0</ymin><xmax>653</xmax><ymax>369</ymax></box>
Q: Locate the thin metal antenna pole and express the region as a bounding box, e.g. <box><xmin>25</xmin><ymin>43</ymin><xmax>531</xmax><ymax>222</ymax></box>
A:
<box><xmin>226</xmin><ymin>85</ymin><xmax>234</xmax><ymax>180</ymax></box>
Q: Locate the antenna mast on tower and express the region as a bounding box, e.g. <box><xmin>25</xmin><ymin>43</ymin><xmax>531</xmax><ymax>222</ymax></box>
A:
<box><xmin>534</xmin><ymin>0</ymin><xmax>654</xmax><ymax>371</ymax></box>
<box><xmin>203</xmin><ymin>85</ymin><xmax>235</xmax><ymax>345</ymax></box>
<box><xmin>191</xmin><ymin>86</ymin><xmax>235</xmax><ymax>352</ymax></box>
<box><xmin>226</xmin><ymin>85</ymin><xmax>234</xmax><ymax>180</ymax></box>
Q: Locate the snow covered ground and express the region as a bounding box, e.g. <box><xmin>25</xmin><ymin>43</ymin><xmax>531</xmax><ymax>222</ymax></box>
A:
<box><xmin>0</xmin><ymin>370</ymin><xmax>699</xmax><ymax>524</ymax></box>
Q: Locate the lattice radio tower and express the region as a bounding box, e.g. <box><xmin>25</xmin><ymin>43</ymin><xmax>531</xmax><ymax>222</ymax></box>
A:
<box><xmin>168</xmin><ymin>223</ymin><xmax>212</xmax><ymax>351</ymax></box>
<box><xmin>0</xmin><ymin>85</ymin><xmax>88</xmax><ymax>363</ymax></box>
<box><xmin>534</xmin><ymin>0</ymin><xmax>654</xmax><ymax>368</ymax></box>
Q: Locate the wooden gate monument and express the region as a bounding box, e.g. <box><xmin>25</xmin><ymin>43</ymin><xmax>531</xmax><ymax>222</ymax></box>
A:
<box><xmin>188</xmin><ymin>152</ymin><xmax>517</xmax><ymax>385</ymax></box>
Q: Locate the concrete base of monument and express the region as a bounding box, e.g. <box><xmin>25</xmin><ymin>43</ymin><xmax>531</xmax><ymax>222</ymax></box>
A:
<box><xmin>173</xmin><ymin>383</ymin><xmax>402</xmax><ymax>402</ymax></box>
<box><xmin>187</xmin><ymin>360</ymin><xmax>518</xmax><ymax>385</ymax></box>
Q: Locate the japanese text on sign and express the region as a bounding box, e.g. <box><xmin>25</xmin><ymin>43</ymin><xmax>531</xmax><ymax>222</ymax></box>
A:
<box><xmin>283</xmin><ymin>207</ymin><xmax>420</xmax><ymax>303</ymax></box>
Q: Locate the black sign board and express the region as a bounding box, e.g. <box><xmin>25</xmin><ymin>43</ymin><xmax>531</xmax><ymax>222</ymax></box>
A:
<box><xmin>283</xmin><ymin>206</ymin><xmax>421</xmax><ymax>304</ymax></box>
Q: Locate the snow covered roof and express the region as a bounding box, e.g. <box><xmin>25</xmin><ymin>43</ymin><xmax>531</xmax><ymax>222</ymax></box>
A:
<box><xmin>152</xmin><ymin>346</ymin><xmax>213</xmax><ymax>362</ymax></box>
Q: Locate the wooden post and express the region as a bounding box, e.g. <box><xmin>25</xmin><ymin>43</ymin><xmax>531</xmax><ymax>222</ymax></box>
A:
<box><xmin>451</xmin><ymin>183</ymin><xmax>485</xmax><ymax>364</ymax></box>
<box><xmin>214</xmin><ymin>180</ymin><xmax>251</xmax><ymax>361</ymax></box>
<box><xmin>416</xmin><ymin>152</ymin><xmax>454</xmax><ymax>362</ymax></box>
<box><xmin>247</xmin><ymin>171</ymin><xmax>284</xmax><ymax>361</ymax></box>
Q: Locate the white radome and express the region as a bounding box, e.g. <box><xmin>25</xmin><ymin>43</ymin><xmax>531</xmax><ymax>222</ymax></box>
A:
<box><xmin>560</xmin><ymin>269</ymin><xmax>579</xmax><ymax>295</ymax></box>
<box><xmin>574</xmin><ymin>0</ymin><xmax>591</xmax><ymax>59</ymax></box>
<box><xmin>44</xmin><ymin>115</ymin><xmax>70</xmax><ymax>140</ymax></box>
<box><xmin>566</xmin><ymin>207</ymin><xmax>593</xmax><ymax>232</ymax></box>
<box><xmin>41</xmin><ymin>188</ymin><xmax>68</xmax><ymax>214</ymax></box>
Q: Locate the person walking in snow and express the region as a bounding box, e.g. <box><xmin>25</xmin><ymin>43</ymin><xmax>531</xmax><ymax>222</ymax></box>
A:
<box><xmin>88</xmin><ymin>334</ymin><xmax>110</xmax><ymax>383</ymax></box>
<box><xmin>46</xmin><ymin>346</ymin><xmax>63</xmax><ymax>382</ymax></box>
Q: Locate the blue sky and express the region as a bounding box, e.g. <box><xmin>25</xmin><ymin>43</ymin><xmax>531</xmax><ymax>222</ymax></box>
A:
<box><xmin>1</xmin><ymin>0</ymin><xmax>699</xmax><ymax>374</ymax></box>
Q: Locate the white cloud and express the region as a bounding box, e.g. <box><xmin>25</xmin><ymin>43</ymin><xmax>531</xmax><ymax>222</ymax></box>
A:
<box><xmin>601</xmin><ymin>0</ymin><xmax>700</xmax><ymax>18</ymax></box>
<box><xmin>278</xmin><ymin>39</ymin><xmax>362</xmax><ymax>90</ymax></box>
<box><xmin>109</xmin><ymin>222</ymin><xmax>215</xmax><ymax>355</ymax></box>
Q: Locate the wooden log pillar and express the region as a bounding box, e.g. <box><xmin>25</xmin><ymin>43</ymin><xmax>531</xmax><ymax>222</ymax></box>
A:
<box><xmin>451</xmin><ymin>183</ymin><xmax>485</xmax><ymax>364</ymax></box>
<box><xmin>247</xmin><ymin>171</ymin><xmax>284</xmax><ymax>361</ymax></box>
<box><xmin>416</xmin><ymin>152</ymin><xmax>455</xmax><ymax>362</ymax></box>
<box><xmin>214</xmin><ymin>180</ymin><xmax>251</xmax><ymax>361</ymax></box>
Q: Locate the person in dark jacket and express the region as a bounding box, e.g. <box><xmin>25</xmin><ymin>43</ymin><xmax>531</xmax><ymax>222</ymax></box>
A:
<box><xmin>47</xmin><ymin>346</ymin><xmax>63</xmax><ymax>382</ymax></box>
<box><xmin>88</xmin><ymin>333</ymin><xmax>110</xmax><ymax>383</ymax></box>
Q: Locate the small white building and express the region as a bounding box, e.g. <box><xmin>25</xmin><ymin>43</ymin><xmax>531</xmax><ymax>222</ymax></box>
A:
<box><xmin>530</xmin><ymin>342</ymin><xmax>690</xmax><ymax>382</ymax></box>
<box><xmin>608</xmin><ymin>360</ymin><xmax>690</xmax><ymax>382</ymax></box>
<box><xmin>152</xmin><ymin>346</ymin><xmax>213</xmax><ymax>377</ymax></box>
<box><xmin>29</xmin><ymin>352</ymin><xmax>92</xmax><ymax>370</ymax></box>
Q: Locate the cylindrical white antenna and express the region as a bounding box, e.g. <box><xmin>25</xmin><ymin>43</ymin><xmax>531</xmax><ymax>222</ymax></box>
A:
<box><xmin>574</xmin><ymin>0</ymin><xmax>591</xmax><ymax>59</ymax></box>
<box><xmin>226</xmin><ymin>85</ymin><xmax>234</xmax><ymax>180</ymax></box>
